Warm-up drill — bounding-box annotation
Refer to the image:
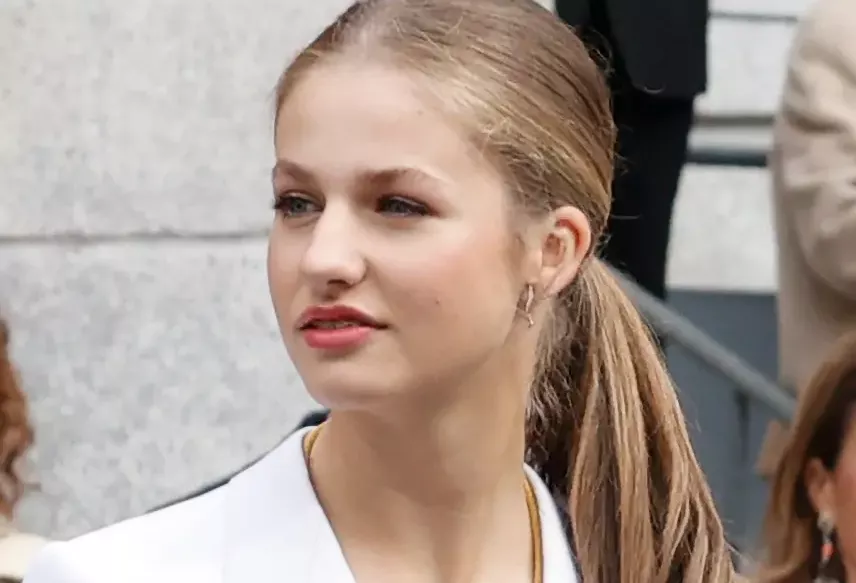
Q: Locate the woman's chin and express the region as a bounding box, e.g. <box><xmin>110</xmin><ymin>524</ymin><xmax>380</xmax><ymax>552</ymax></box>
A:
<box><xmin>300</xmin><ymin>365</ymin><xmax>408</xmax><ymax>411</ymax></box>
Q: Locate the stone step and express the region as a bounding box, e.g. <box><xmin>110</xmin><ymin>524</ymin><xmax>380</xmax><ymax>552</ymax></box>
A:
<box><xmin>699</xmin><ymin>17</ymin><xmax>796</xmax><ymax>116</ymax></box>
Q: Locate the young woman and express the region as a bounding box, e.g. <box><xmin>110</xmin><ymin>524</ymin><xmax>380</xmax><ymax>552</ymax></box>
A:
<box><xmin>756</xmin><ymin>331</ymin><xmax>856</xmax><ymax>583</ymax></box>
<box><xmin>24</xmin><ymin>1</ymin><xmax>737</xmax><ymax>582</ymax></box>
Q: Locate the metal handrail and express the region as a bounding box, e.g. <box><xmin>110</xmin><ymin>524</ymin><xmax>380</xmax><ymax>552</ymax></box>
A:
<box><xmin>611</xmin><ymin>269</ymin><xmax>796</xmax><ymax>419</ymax></box>
<box><xmin>687</xmin><ymin>145</ymin><xmax>768</xmax><ymax>168</ymax></box>
<box><xmin>710</xmin><ymin>10</ymin><xmax>799</xmax><ymax>25</ymax></box>
<box><xmin>694</xmin><ymin>113</ymin><xmax>774</xmax><ymax>128</ymax></box>
<box><xmin>689</xmin><ymin>112</ymin><xmax>772</xmax><ymax>167</ymax></box>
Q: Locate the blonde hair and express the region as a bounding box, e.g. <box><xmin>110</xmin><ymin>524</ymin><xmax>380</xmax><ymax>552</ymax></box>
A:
<box><xmin>757</xmin><ymin>332</ymin><xmax>856</xmax><ymax>583</ymax></box>
<box><xmin>274</xmin><ymin>1</ymin><xmax>736</xmax><ymax>581</ymax></box>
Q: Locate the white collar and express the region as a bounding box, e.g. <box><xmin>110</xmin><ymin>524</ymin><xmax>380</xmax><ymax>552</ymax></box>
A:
<box><xmin>223</xmin><ymin>427</ymin><xmax>578</xmax><ymax>583</ymax></box>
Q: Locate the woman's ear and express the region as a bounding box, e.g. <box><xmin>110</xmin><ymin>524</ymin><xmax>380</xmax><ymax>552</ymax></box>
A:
<box><xmin>537</xmin><ymin>205</ymin><xmax>592</xmax><ymax>297</ymax></box>
<box><xmin>805</xmin><ymin>457</ymin><xmax>836</xmax><ymax>521</ymax></box>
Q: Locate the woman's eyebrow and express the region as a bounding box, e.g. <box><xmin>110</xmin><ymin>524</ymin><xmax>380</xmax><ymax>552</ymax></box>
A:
<box><xmin>272</xmin><ymin>159</ymin><xmax>446</xmax><ymax>190</ymax></box>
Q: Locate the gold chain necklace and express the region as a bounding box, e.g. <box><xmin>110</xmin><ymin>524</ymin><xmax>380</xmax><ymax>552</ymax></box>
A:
<box><xmin>303</xmin><ymin>425</ymin><xmax>543</xmax><ymax>583</ymax></box>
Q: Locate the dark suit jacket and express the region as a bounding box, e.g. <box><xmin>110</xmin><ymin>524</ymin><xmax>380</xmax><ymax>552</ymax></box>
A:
<box><xmin>555</xmin><ymin>0</ymin><xmax>708</xmax><ymax>99</ymax></box>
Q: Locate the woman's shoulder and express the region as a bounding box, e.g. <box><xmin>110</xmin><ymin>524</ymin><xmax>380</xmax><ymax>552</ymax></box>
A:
<box><xmin>24</xmin><ymin>486</ymin><xmax>227</xmax><ymax>583</ymax></box>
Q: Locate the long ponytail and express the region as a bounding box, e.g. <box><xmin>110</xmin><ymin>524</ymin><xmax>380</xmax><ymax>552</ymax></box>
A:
<box><xmin>526</xmin><ymin>259</ymin><xmax>735</xmax><ymax>583</ymax></box>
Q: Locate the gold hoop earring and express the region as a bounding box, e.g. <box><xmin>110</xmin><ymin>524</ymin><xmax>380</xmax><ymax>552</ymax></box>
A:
<box><xmin>520</xmin><ymin>284</ymin><xmax>535</xmax><ymax>328</ymax></box>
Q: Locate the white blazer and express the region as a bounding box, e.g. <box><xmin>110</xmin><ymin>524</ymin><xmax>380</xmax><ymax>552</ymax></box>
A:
<box><xmin>24</xmin><ymin>428</ymin><xmax>579</xmax><ymax>583</ymax></box>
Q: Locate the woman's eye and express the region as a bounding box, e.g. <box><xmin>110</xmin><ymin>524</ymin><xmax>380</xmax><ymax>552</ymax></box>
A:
<box><xmin>272</xmin><ymin>194</ymin><xmax>321</xmax><ymax>217</ymax></box>
<box><xmin>377</xmin><ymin>196</ymin><xmax>429</xmax><ymax>217</ymax></box>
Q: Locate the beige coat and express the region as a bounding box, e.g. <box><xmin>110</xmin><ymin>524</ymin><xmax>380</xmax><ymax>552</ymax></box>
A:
<box><xmin>760</xmin><ymin>0</ymin><xmax>856</xmax><ymax>473</ymax></box>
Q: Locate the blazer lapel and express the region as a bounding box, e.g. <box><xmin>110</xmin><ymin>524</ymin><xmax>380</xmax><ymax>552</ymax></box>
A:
<box><xmin>223</xmin><ymin>427</ymin><xmax>355</xmax><ymax>583</ymax></box>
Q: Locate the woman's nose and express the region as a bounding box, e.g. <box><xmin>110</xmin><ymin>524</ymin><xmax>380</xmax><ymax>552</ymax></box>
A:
<box><xmin>299</xmin><ymin>206</ymin><xmax>366</xmax><ymax>294</ymax></box>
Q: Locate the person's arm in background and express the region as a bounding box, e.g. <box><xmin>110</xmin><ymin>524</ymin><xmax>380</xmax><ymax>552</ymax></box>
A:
<box><xmin>775</xmin><ymin>0</ymin><xmax>856</xmax><ymax>298</ymax></box>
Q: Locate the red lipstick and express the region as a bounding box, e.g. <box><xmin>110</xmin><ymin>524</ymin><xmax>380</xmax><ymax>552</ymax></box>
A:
<box><xmin>297</xmin><ymin>305</ymin><xmax>383</xmax><ymax>351</ymax></box>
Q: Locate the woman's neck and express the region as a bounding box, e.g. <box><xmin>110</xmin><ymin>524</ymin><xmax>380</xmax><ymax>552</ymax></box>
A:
<box><xmin>308</xmin><ymin>385</ymin><xmax>534</xmax><ymax>583</ymax></box>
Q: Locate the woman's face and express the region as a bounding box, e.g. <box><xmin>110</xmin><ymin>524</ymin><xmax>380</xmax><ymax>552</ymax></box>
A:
<box><xmin>268</xmin><ymin>62</ymin><xmax>530</xmax><ymax>410</ymax></box>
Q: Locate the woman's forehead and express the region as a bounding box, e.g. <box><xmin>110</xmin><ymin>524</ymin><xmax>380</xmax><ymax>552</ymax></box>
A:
<box><xmin>274</xmin><ymin>63</ymin><xmax>504</xmax><ymax>194</ymax></box>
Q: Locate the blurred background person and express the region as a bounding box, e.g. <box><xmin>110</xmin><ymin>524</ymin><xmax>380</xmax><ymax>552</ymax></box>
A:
<box><xmin>759</xmin><ymin>0</ymin><xmax>856</xmax><ymax>477</ymax></box>
<box><xmin>756</xmin><ymin>331</ymin><xmax>856</xmax><ymax>583</ymax></box>
<box><xmin>554</xmin><ymin>0</ymin><xmax>708</xmax><ymax>303</ymax></box>
<box><xmin>0</xmin><ymin>315</ymin><xmax>47</xmax><ymax>582</ymax></box>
